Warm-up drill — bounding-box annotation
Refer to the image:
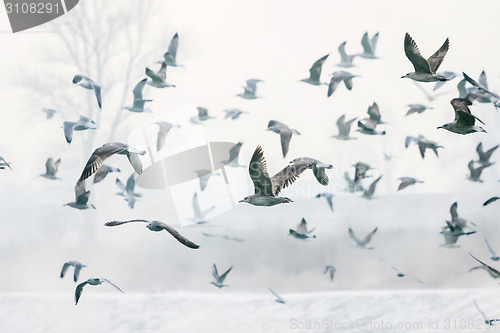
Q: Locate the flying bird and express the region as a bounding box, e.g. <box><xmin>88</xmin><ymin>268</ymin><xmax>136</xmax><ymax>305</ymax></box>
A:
<box><xmin>93</xmin><ymin>165</ymin><xmax>120</xmax><ymax>184</ymax></box>
<box><xmin>473</xmin><ymin>299</ymin><xmax>500</xmax><ymax>326</ymax></box>
<box><xmin>190</xmin><ymin>192</ymin><xmax>215</xmax><ymax>224</ymax></box>
<box><xmin>324</xmin><ymin>265</ymin><xmax>336</xmax><ymax>282</ymax></box>
<box><xmin>397</xmin><ymin>177</ymin><xmax>423</xmax><ymax>191</ymax></box>
<box><xmin>402</xmin><ymin>33</ymin><xmax>449</xmax><ymax>82</ymax></box>
<box><xmin>364</xmin><ymin>102</ymin><xmax>385</xmax><ymax>124</ymax></box>
<box><xmin>63</xmin><ymin>116</ymin><xmax>98</xmax><ymax>144</ymax></box>
<box><xmin>0</xmin><ymin>156</ymin><xmax>12</xmax><ymax>171</ymax></box>
<box><xmin>289</xmin><ymin>218</ymin><xmax>316</xmax><ymax>239</ymax></box>
<box><xmin>485</xmin><ymin>238</ymin><xmax>500</xmax><ymax>261</ymax></box>
<box><xmin>40</xmin><ymin>157</ymin><xmax>61</xmax><ymax>180</ymax></box>
<box><xmin>328</xmin><ymin>71</ymin><xmax>358</xmax><ymax>97</ymax></box>
<box><xmin>220</xmin><ymin>141</ymin><xmax>245</xmax><ymax>168</ymax></box>
<box><xmin>65</xmin><ymin>180</ymin><xmax>95</xmax><ymax>210</ymax></box>
<box><xmin>405</xmin><ymin>135</ymin><xmax>443</xmax><ymax>159</ymax></box>
<box><xmin>377</xmin><ymin>257</ymin><xmax>424</xmax><ymax>283</ymax></box>
<box><xmin>60</xmin><ymin>261</ymin><xmax>86</xmax><ymax>282</ymax></box>
<box><xmin>357</xmin><ymin>120</ymin><xmax>386</xmax><ymax>136</ymax></box>
<box><xmin>353</xmin><ymin>162</ymin><xmax>373</xmax><ymax>184</ymax></box>
<box><xmin>211</xmin><ymin>264</ymin><xmax>232</xmax><ymax>288</ymax></box>
<box><xmin>288</xmin><ymin>157</ymin><xmax>333</xmax><ymax>186</ymax></box>
<box><xmin>476</xmin><ymin>143</ymin><xmax>498</xmax><ymax>167</ymax></box>
<box><xmin>348</xmin><ymin>227</ymin><xmax>378</xmax><ymax>249</ymax></box>
<box><xmin>362</xmin><ymin>175</ymin><xmax>383</xmax><ymax>199</ymax></box>
<box><xmin>266</xmin><ymin>120</ymin><xmax>301</xmax><ymax>158</ymax></box>
<box><xmin>146</xmin><ymin>62</ymin><xmax>175</xmax><ymax>88</ymax></box>
<box><xmin>195</xmin><ymin>169</ymin><xmax>218</xmax><ymax>191</ymax></box>
<box><xmin>239</xmin><ymin>146</ymin><xmax>298</xmax><ymax>206</ymax></box>
<box><xmin>237</xmin><ymin>79</ymin><xmax>263</xmax><ymax>99</ymax></box>
<box><xmin>405</xmin><ymin>104</ymin><xmax>433</xmax><ymax>117</ymax></box>
<box><xmin>162</xmin><ymin>32</ymin><xmax>180</xmax><ymax>67</ymax></box>
<box><xmin>437</xmin><ymin>98</ymin><xmax>486</xmax><ymax>135</ymax></box>
<box><xmin>315</xmin><ymin>193</ymin><xmax>334</xmax><ymax>212</ymax></box>
<box><xmin>78</xmin><ymin>142</ymin><xmax>146</xmax><ymax>182</ymax></box>
<box><xmin>75</xmin><ymin>278</ymin><xmax>123</xmax><ymax>305</ymax></box>
<box><xmin>469</xmin><ymin>253</ymin><xmax>500</xmax><ymax>279</ymax></box>
<box><xmin>268</xmin><ymin>288</ymin><xmax>286</xmax><ymax>304</ymax></box>
<box><xmin>300</xmin><ymin>54</ymin><xmax>329</xmax><ymax>85</ymax></box>
<box><xmin>156</xmin><ymin>122</ymin><xmax>180</xmax><ymax>152</ymax></box>
<box><xmin>123</xmin><ymin>78</ymin><xmax>153</xmax><ymax>113</ymax></box>
<box><xmin>104</xmin><ymin>219</ymin><xmax>200</xmax><ymax>249</ymax></box>
<box><xmin>331</xmin><ymin>114</ymin><xmax>357</xmax><ymax>140</ymax></box>
<box><xmin>72</xmin><ymin>75</ymin><xmax>102</xmax><ymax>108</ymax></box>
<box><xmin>461</xmin><ymin>71</ymin><xmax>498</xmax><ymax>105</ymax></box>
<box><xmin>467</xmin><ymin>160</ymin><xmax>489</xmax><ymax>182</ymax></box>
<box><xmin>358</xmin><ymin>32</ymin><xmax>379</xmax><ymax>59</ymax></box>
<box><xmin>337</xmin><ymin>41</ymin><xmax>356</xmax><ymax>67</ymax></box>
<box><xmin>42</xmin><ymin>108</ymin><xmax>57</xmax><ymax>120</ymax></box>
<box><xmin>223</xmin><ymin>109</ymin><xmax>248</xmax><ymax>120</ymax></box>
<box><xmin>115</xmin><ymin>174</ymin><xmax>142</xmax><ymax>209</ymax></box>
<box><xmin>190</xmin><ymin>107</ymin><xmax>215</xmax><ymax>124</ymax></box>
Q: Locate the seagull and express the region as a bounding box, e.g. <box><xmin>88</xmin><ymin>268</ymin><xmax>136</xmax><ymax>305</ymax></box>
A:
<box><xmin>401</xmin><ymin>33</ymin><xmax>449</xmax><ymax>82</ymax></box>
<box><xmin>104</xmin><ymin>219</ymin><xmax>200</xmax><ymax>249</ymax></box>
<box><xmin>448</xmin><ymin>202</ymin><xmax>474</xmax><ymax>230</ymax></box>
<box><xmin>123</xmin><ymin>78</ymin><xmax>153</xmax><ymax>113</ymax></box>
<box><xmin>289</xmin><ymin>218</ymin><xmax>316</xmax><ymax>239</ymax></box>
<box><xmin>461</xmin><ymin>71</ymin><xmax>495</xmax><ymax>104</ymax></box>
<box><xmin>190</xmin><ymin>107</ymin><xmax>215</xmax><ymax>124</ymax></box>
<box><xmin>239</xmin><ymin>145</ymin><xmax>298</xmax><ymax>206</ymax></box>
<box><xmin>223</xmin><ymin>109</ymin><xmax>248</xmax><ymax>120</ymax></box>
<box><xmin>65</xmin><ymin>180</ymin><xmax>95</xmax><ymax>210</ymax></box>
<box><xmin>202</xmin><ymin>233</ymin><xmax>244</xmax><ymax>242</ymax></box>
<box><xmin>288</xmin><ymin>157</ymin><xmax>333</xmax><ymax>186</ymax></box>
<box><xmin>364</xmin><ymin>102</ymin><xmax>385</xmax><ymax>125</ymax></box>
<box><xmin>413</xmin><ymin>81</ymin><xmax>448</xmax><ymax>102</ymax></box>
<box><xmin>476</xmin><ymin>143</ymin><xmax>498</xmax><ymax>167</ymax></box>
<box><xmin>115</xmin><ymin>174</ymin><xmax>142</xmax><ymax>209</ymax></box>
<box><xmin>60</xmin><ymin>261</ymin><xmax>86</xmax><ymax>282</ymax></box>
<box><xmin>42</xmin><ymin>108</ymin><xmax>57</xmax><ymax>120</ymax></box>
<box><xmin>469</xmin><ymin>253</ymin><xmax>500</xmax><ymax>279</ymax></box>
<box><xmin>353</xmin><ymin>162</ymin><xmax>373</xmax><ymax>184</ymax></box>
<box><xmin>441</xmin><ymin>228</ymin><xmax>475</xmax><ymax>248</ymax></box>
<box><xmin>440</xmin><ymin>203</ymin><xmax>476</xmax><ymax>246</ymax></box>
<box><xmin>437</xmin><ymin>98</ymin><xmax>486</xmax><ymax>135</ymax></box>
<box><xmin>268</xmin><ymin>288</ymin><xmax>286</xmax><ymax>304</ymax></box>
<box><xmin>300</xmin><ymin>54</ymin><xmax>329</xmax><ymax>85</ymax></box>
<box><xmin>348</xmin><ymin>226</ymin><xmax>377</xmax><ymax>249</ymax></box>
<box><xmin>324</xmin><ymin>265</ymin><xmax>336</xmax><ymax>282</ymax></box>
<box><xmin>315</xmin><ymin>193</ymin><xmax>334</xmax><ymax>211</ymax></box>
<box><xmin>468</xmin><ymin>160</ymin><xmax>489</xmax><ymax>182</ymax></box>
<box><xmin>0</xmin><ymin>156</ymin><xmax>12</xmax><ymax>171</ymax></box>
<box><xmin>405</xmin><ymin>135</ymin><xmax>443</xmax><ymax>159</ymax></box>
<box><xmin>237</xmin><ymin>79</ymin><xmax>263</xmax><ymax>99</ymax></box>
<box><xmin>377</xmin><ymin>257</ymin><xmax>425</xmax><ymax>283</ymax></box>
<box><xmin>362</xmin><ymin>175</ymin><xmax>383</xmax><ymax>199</ymax></box>
<box><xmin>357</xmin><ymin>120</ymin><xmax>386</xmax><ymax>136</ymax></box>
<box><xmin>331</xmin><ymin>114</ymin><xmax>357</xmax><ymax>140</ymax></box>
<box><xmin>397</xmin><ymin>177</ymin><xmax>423</xmax><ymax>191</ymax></box>
<box><xmin>190</xmin><ymin>192</ymin><xmax>215</xmax><ymax>224</ymax></box>
<box><xmin>162</xmin><ymin>32</ymin><xmax>180</xmax><ymax>67</ymax></box>
<box><xmin>156</xmin><ymin>122</ymin><xmax>180</xmax><ymax>152</ymax></box>
<box><xmin>40</xmin><ymin>157</ymin><xmax>61</xmax><ymax>180</ymax></box>
<box><xmin>473</xmin><ymin>299</ymin><xmax>500</xmax><ymax>326</ymax></box>
<box><xmin>72</xmin><ymin>75</ymin><xmax>102</xmax><ymax>108</ymax></box>
<box><xmin>211</xmin><ymin>264</ymin><xmax>232</xmax><ymax>288</ymax></box>
<box><xmin>484</xmin><ymin>197</ymin><xmax>500</xmax><ymax>206</ymax></box>
<box><xmin>337</xmin><ymin>41</ymin><xmax>356</xmax><ymax>68</ymax></box>
<box><xmin>146</xmin><ymin>62</ymin><xmax>175</xmax><ymax>88</ymax></box>
<box><xmin>63</xmin><ymin>116</ymin><xmax>98</xmax><ymax>144</ymax></box>
<box><xmin>405</xmin><ymin>104</ymin><xmax>433</xmax><ymax>117</ymax></box>
<box><xmin>195</xmin><ymin>169</ymin><xmax>218</xmax><ymax>191</ymax></box>
<box><xmin>78</xmin><ymin>142</ymin><xmax>146</xmax><ymax>182</ymax></box>
<box><xmin>93</xmin><ymin>165</ymin><xmax>120</xmax><ymax>184</ymax></box>
<box><xmin>266</xmin><ymin>120</ymin><xmax>301</xmax><ymax>158</ymax></box>
<box><xmin>358</xmin><ymin>32</ymin><xmax>379</xmax><ymax>59</ymax></box>
<box><xmin>328</xmin><ymin>71</ymin><xmax>358</xmax><ymax>97</ymax></box>
<box><xmin>485</xmin><ymin>238</ymin><xmax>500</xmax><ymax>261</ymax></box>
<box><xmin>75</xmin><ymin>278</ymin><xmax>123</xmax><ymax>305</ymax></box>
<box><xmin>220</xmin><ymin>142</ymin><xmax>245</xmax><ymax>168</ymax></box>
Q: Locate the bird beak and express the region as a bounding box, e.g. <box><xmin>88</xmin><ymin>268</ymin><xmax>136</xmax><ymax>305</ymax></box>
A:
<box><xmin>238</xmin><ymin>199</ymin><xmax>244</xmax><ymax>203</ymax></box>
<box><xmin>400</xmin><ymin>75</ymin><xmax>406</xmax><ymax>79</ymax></box>
<box><xmin>437</xmin><ymin>126</ymin><xmax>443</xmax><ymax>129</ymax></box>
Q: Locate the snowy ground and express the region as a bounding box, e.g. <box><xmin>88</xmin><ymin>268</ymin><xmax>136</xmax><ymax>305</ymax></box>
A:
<box><xmin>2</xmin><ymin>289</ymin><xmax>500</xmax><ymax>333</ymax></box>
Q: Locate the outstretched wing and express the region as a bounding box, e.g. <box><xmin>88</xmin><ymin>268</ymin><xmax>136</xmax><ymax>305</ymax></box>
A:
<box><xmin>75</xmin><ymin>281</ymin><xmax>88</xmax><ymax>305</ymax></box>
<box><xmin>271</xmin><ymin>165</ymin><xmax>298</xmax><ymax>196</ymax></box>
<box><xmin>60</xmin><ymin>262</ymin><xmax>71</xmax><ymax>279</ymax></box>
<box><xmin>427</xmin><ymin>37</ymin><xmax>449</xmax><ymax>73</ymax></box>
<box><xmin>404</xmin><ymin>33</ymin><xmax>431</xmax><ymax>74</ymax></box>
<box><xmin>133</xmin><ymin>79</ymin><xmax>148</xmax><ymax>100</ymax></box>
<box><xmin>309</xmin><ymin>54</ymin><xmax>329</xmax><ymax>82</ymax></box>
<box><xmin>103</xmin><ymin>279</ymin><xmax>124</xmax><ymax>293</ymax></box>
<box><xmin>363</xmin><ymin>227</ymin><xmax>378</xmax><ymax>245</ymax></box>
<box><xmin>248</xmin><ymin>146</ymin><xmax>273</xmax><ymax>196</ymax></box>
<box><xmin>469</xmin><ymin>253</ymin><xmax>500</xmax><ymax>278</ymax></box>
<box><xmin>79</xmin><ymin>143</ymin><xmax>126</xmax><ymax>181</ymax></box>
<box><xmin>168</xmin><ymin>33</ymin><xmax>179</xmax><ymax>60</ymax></box>
<box><xmin>157</xmin><ymin>221</ymin><xmax>200</xmax><ymax>249</ymax></box>
<box><xmin>104</xmin><ymin>219</ymin><xmax>149</xmax><ymax>226</ymax></box>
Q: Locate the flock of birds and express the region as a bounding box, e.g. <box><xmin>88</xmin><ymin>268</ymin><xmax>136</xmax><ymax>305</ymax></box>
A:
<box><xmin>3</xmin><ymin>29</ymin><xmax>500</xmax><ymax>316</ymax></box>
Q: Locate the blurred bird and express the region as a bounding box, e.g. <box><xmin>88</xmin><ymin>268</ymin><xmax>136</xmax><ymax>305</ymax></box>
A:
<box><xmin>405</xmin><ymin>104</ymin><xmax>432</xmax><ymax>117</ymax></box>
<box><xmin>60</xmin><ymin>261</ymin><xmax>86</xmax><ymax>282</ymax></box>
<box><xmin>362</xmin><ymin>175</ymin><xmax>383</xmax><ymax>199</ymax></box>
<box><xmin>357</xmin><ymin>120</ymin><xmax>386</xmax><ymax>136</ymax></box>
<box><xmin>397</xmin><ymin>177</ymin><xmax>423</xmax><ymax>191</ymax></box>
<box><xmin>353</xmin><ymin>162</ymin><xmax>373</xmax><ymax>184</ymax></box>
<box><xmin>315</xmin><ymin>193</ymin><xmax>334</xmax><ymax>212</ymax></box>
<box><xmin>40</xmin><ymin>157</ymin><xmax>61</xmax><ymax>180</ymax></box>
<box><xmin>223</xmin><ymin>109</ymin><xmax>248</xmax><ymax>120</ymax></box>
<box><xmin>288</xmin><ymin>157</ymin><xmax>333</xmax><ymax>186</ymax></box>
<box><xmin>473</xmin><ymin>299</ymin><xmax>500</xmax><ymax>326</ymax></box>
<box><xmin>440</xmin><ymin>202</ymin><xmax>476</xmax><ymax>246</ymax></box>
<box><xmin>331</xmin><ymin>114</ymin><xmax>357</xmax><ymax>140</ymax></box>
<box><xmin>75</xmin><ymin>278</ymin><xmax>123</xmax><ymax>305</ymax></box>
<box><xmin>469</xmin><ymin>253</ymin><xmax>500</xmax><ymax>279</ymax></box>
<box><xmin>460</xmin><ymin>71</ymin><xmax>495</xmax><ymax>104</ymax></box>
<box><xmin>220</xmin><ymin>142</ymin><xmax>245</xmax><ymax>168</ymax></box>
<box><xmin>463</xmin><ymin>72</ymin><xmax>500</xmax><ymax>108</ymax></box>
<box><xmin>42</xmin><ymin>108</ymin><xmax>57</xmax><ymax>120</ymax></box>
<box><xmin>348</xmin><ymin>226</ymin><xmax>378</xmax><ymax>249</ymax></box>
<box><xmin>211</xmin><ymin>264</ymin><xmax>232</xmax><ymax>288</ymax></box>
<box><xmin>78</xmin><ymin>142</ymin><xmax>146</xmax><ymax>182</ymax></box>
<box><xmin>190</xmin><ymin>107</ymin><xmax>215</xmax><ymax>124</ymax></box>
<box><xmin>476</xmin><ymin>143</ymin><xmax>498</xmax><ymax>167</ymax></box>
<box><xmin>413</xmin><ymin>81</ymin><xmax>448</xmax><ymax>102</ymax></box>
<box><xmin>377</xmin><ymin>257</ymin><xmax>425</xmax><ymax>283</ymax></box>
<box><xmin>405</xmin><ymin>135</ymin><xmax>443</xmax><ymax>159</ymax></box>
<box><xmin>268</xmin><ymin>288</ymin><xmax>286</xmax><ymax>304</ymax></box>
<box><xmin>195</xmin><ymin>169</ymin><xmax>218</xmax><ymax>191</ymax></box>
<box><xmin>63</xmin><ymin>116</ymin><xmax>98</xmax><ymax>144</ymax></box>
<box><xmin>484</xmin><ymin>197</ymin><xmax>500</xmax><ymax>206</ymax></box>
<box><xmin>0</xmin><ymin>156</ymin><xmax>12</xmax><ymax>170</ymax></box>
<box><xmin>162</xmin><ymin>32</ymin><xmax>181</xmax><ymax>66</ymax></box>
<box><xmin>190</xmin><ymin>192</ymin><xmax>215</xmax><ymax>224</ymax></box>
<box><xmin>202</xmin><ymin>233</ymin><xmax>244</xmax><ymax>242</ymax></box>
<box><xmin>337</xmin><ymin>41</ymin><xmax>356</xmax><ymax>67</ymax></box>
<box><xmin>437</xmin><ymin>98</ymin><xmax>486</xmax><ymax>135</ymax></box>
<box><xmin>358</xmin><ymin>32</ymin><xmax>380</xmax><ymax>59</ymax></box>
<box><xmin>364</xmin><ymin>102</ymin><xmax>385</xmax><ymax>125</ymax></box>
<box><xmin>468</xmin><ymin>265</ymin><xmax>500</xmax><ymax>279</ymax></box>
<box><xmin>300</xmin><ymin>54</ymin><xmax>329</xmax><ymax>85</ymax></box>
<box><xmin>401</xmin><ymin>33</ymin><xmax>449</xmax><ymax>82</ymax></box>
<box><xmin>239</xmin><ymin>146</ymin><xmax>298</xmax><ymax>206</ymax></box>
<box><xmin>123</xmin><ymin>78</ymin><xmax>153</xmax><ymax>113</ymax></box>
<box><xmin>104</xmin><ymin>219</ymin><xmax>200</xmax><ymax>249</ymax></box>
<box><xmin>72</xmin><ymin>75</ymin><xmax>102</xmax><ymax>108</ymax></box>
<box><xmin>432</xmin><ymin>71</ymin><xmax>458</xmax><ymax>91</ymax></box>
<box><xmin>328</xmin><ymin>71</ymin><xmax>358</xmax><ymax>97</ymax></box>
<box><xmin>146</xmin><ymin>62</ymin><xmax>175</xmax><ymax>88</ymax></box>
<box><xmin>115</xmin><ymin>174</ymin><xmax>142</xmax><ymax>209</ymax></box>
<box><xmin>324</xmin><ymin>265</ymin><xmax>336</xmax><ymax>282</ymax></box>
<box><xmin>266</xmin><ymin>120</ymin><xmax>301</xmax><ymax>158</ymax></box>
<box><xmin>467</xmin><ymin>160</ymin><xmax>489</xmax><ymax>182</ymax></box>
<box><xmin>237</xmin><ymin>79</ymin><xmax>263</xmax><ymax>99</ymax></box>
<box><xmin>65</xmin><ymin>180</ymin><xmax>95</xmax><ymax>210</ymax></box>
<box><xmin>156</xmin><ymin>122</ymin><xmax>180</xmax><ymax>152</ymax></box>
<box><xmin>289</xmin><ymin>218</ymin><xmax>316</xmax><ymax>239</ymax></box>
<box><xmin>485</xmin><ymin>238</ymin><xmax>500</xmax><ymax>261</ymax></box>
<box><xmin>93</xmin><ymin>165</ymin><xmax>120</xmax><ymax>184</ymax></box>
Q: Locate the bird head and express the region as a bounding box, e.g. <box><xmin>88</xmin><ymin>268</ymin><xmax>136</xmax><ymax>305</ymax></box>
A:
<box><xmin>239</xmin><ymin>196</ymin><xmax>250</xmax><ymax>203</ymax></box>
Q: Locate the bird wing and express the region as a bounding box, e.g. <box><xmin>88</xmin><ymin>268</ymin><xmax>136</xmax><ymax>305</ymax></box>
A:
<box><xmin>426</xmin><ymin>38</ymin><xmax>449</xmax><ymax>73</ymax></box>
<box><xmin>212</xmin><ymin>264</ymin><xmax>219</xmax><ymax>280</ymax></box>
<box><xmin>463</xmin><ymin>72</ymin><xmax>500</xmax><ymax>99</ymax></box>
<box><xmin>484</xmin><ymin>197</ymin><xmax>500</xmax><ymax>206</ymax></box>
<box><xmin>168</xmin><ymin>33</ymin><xmax>179</xmax><ymax>60</ymax></box>
<box><xmin>156</xmin><ymin>62</ymin><xmax>167</xmax><ymax>81</ymax></box>
<box><xmin>450</xmin><ymin>98</ymin><xmax>483</xmax><ymax>125</ymax></box>
<box><xmin>60</xmin><ymin>262</ymin><xmax>71</xmax><ymax>278</ymax></box>
<box><xmin>327</xmin><ymin>77</ymin><xmax>340</xmax><ymax>97</ymax></box>
<box><xmin>363</xmin><ymin>227</ymin><xmax>378</xmax><ymax>245</ymax></box>
<box><xmin>75</xmin><ymin>281</ymin><xmax>88</xmax><ymax>305</ymax></box>
<box><xmin>348</xmin><ymin>228</ymin><xmax>363</xmax><ymax>246</ymax></box>
<box><xmin>367</xmin><ymin>102</ymin><xmax>381</xmax><ymax>122</ymax></box>
<box><xmin>248</xmin><ymin>146</ymin><xmax>274</xmax><ymax>196</ymax></box>
<box><xmin>404</xmin><ymin>33</ymin><xmax>431</xmax><ymax>74</ymax></box>
<box><xmin>469</xmin><ymin>253</ymin><xmax>500</xmax><ymax>278</ymax></box>
<box><xmin>127</xmin><ymin>152</ymin><xmax>144</xmax><ymax>175</ymax></box>
<box><xmin>219</xmin><ymin>266</ymin><xmax>233</xmax><ymax>282</ymax></box>
<box><xmin>246</xmin><ymin>79</ymin><xmax>260</xmax><ymax>94</ymax></box>
<box><xmin>485</xmin><ymin>238</ymin><xmax>497</xmax><ymax>257</ymax></box>
<box><xmin>313</xmin><ymin>165</ymin><xmax>329</xmax><ymax>185</ymax></box>
<box><xmin>73</xmin><ymin>263</ymin><xmax>83</xmax><ymax>282</ymax></box>
<box><xmin>343</xmin><ymin>76</ymin><xmax>354</xmax><ymax>90</ymax></box>
<box><xmin>268</xmin><ymin>288</ymin><xmax>284</xmax><ymax>302</ymax></box>
<box><xmin>271</xmin><ymin>165</ymin><xmax>298</xmax><ymax>196</ymax></box>
<box><xmin>192</xmin><ymin>192</ymin><xmax>202</xmax><ymax>218</ymax></box>
<box><xmin>157</xmin><ymin>221</ymin><xmax>200</xmax><ymax>249</ymax></box>
<box><xmin>146</xmin><ymin>67</ymin><xmax>164</xmax><ymax>83</ymax></box>
<box><xmin>92</xmin><ymin>84</ymin><xmax>102</xmax><ymax>109</ymax></box>
<box><xmin>474</xmin><ymin>299</ymin><xmax>489</xmax><ymax>321</ymax></box>
<box><xmin>479</xmin><ymin>71</ymin><xmax>488</xmax><ymax>89</ymax></box>
<box><xmin>133</xmin><ymin>79</ymin><xmax>148</xmax><ymax>100</ymax></box>
<box><xmin>417</xmin><ymin>142</ymin><xmax>427</xmax><ymax>158</ymax></box>
<box><xmin>115</xmin><ymin>178</ymin><xmax>126</xmax><ymax>193</ymax></box>
<box><xmin>450</xmin><ymin>202</ymin><xmax>459</xmax><ymax>220</ymax></box>
<box><xmin>227</xmin><ymin>142</ymin><xmax>242</xmax><ymax>163</ymax></box>
<box><xmin>361</xmin><ymin>33</ymin><xmax>372</xmax><ymax>55</ymax></box>
<box><xmin>103</xmin><ymin>279</ymin><xmax>124</xmax><ymax>293</ymax></box>
<box><xmin>156</xmin><ymin>126</ymin><xmax>167</xmax><ymax>152</ymax></box>
<box><xmin>309</xmin><ymin>54</ymin><xmax>329</xmax><ymax>82</ymax></box>
<box><xmin>367</xmin><ymin>175</ymin><xmax>382</xmax><ymax>196</ymax></box>
<box><xmin>336</xmin><ymin>115</ymin><xmax>348</xmax><ymax>137</ymax></box>
<box><xmin>398</xmin><ymin>180</ymin><xmax>411</xmax><ymax>191</ymax></box>
<box><xmin>63</xmin><ymin>122</ymin><xmax>75</xmax><ymax>143</ymax></box>
<box><xmin>79</xmin><ymin>143</ymin><xmax>126</xmax><ymax>181</ymax></box>
<box><xmin>476</xmin><ymin>143</ymin><xmax>485</xmax><ymax>161</ymax></box>
<box><xmin>484</xmin><ymin>145</ymin><xmax>499</xmax><ymax>161</ymax></box>
<box><xmin>296</xmin><ymin>218</ymin><xmax>308</xmax><ymax>234</ymax></box>
<box><xmin>338</xmin><ymin>42</ymin><xmax>350</xmax><ymax>63</ymax></box>
<box><xmin>45</xmin><ymin>158</ymin><xmax>56</xmax><ymax>176</ymax></box>
<box><xmin>104</xmin><ymin>219</ymin><xmax>149</xmax><ymax>226</ymax></box>
<box><xmin>371</xmin><ymin>33</ymin><xmax>379</xmax><ymax>53</ymax></box>
<box><xmin>125</xmin><ymin>174</ymin><xmax>136</xmax><ymax>193</ymax></box>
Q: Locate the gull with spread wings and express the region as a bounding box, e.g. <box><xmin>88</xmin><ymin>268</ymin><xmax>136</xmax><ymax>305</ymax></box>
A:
<box><xmin>438</xmin><ymin>98</ymin><xmax>486</xmax><ymax>134</ymax></box>
<box><xmin>300</xmin><ymin>54</ymin><xmax>329</xmax><ymax>85</ymax></box>
<box><xmin>75</xmin><ymin>278</ymin><xmax>123</xmax><ymax>305</ymax></box>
